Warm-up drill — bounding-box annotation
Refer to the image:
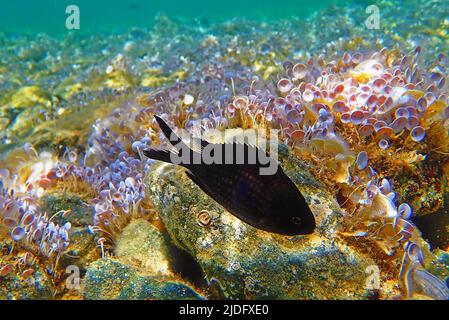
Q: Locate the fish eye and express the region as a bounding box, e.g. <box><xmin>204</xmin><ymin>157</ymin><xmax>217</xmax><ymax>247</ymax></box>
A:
<box><xmin>291</xmin><ymin>216</ymin><xmax>302</xmax><ymax>225</ymax></box>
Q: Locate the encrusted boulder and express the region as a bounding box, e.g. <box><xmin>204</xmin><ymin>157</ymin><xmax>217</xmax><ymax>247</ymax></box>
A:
<box><xmin>40</xmin><ymin>193</ymin><xmax>92</xmax><ymax>227</ymax></box>
<box><xmin>40</xmin><ymin>193</ymin><xmax>100</xmax><ymax>274</ymax></box>
<box><xmin>0</xmin><ymin>268</ymin><xmax>53</xmax><ymax>300</ymax></box>
<box><xmin>83</xmin><ymin>258</ymin><xmax>203</xmax><ymax>300</ymax></box>
<box><xmin>115</xmin><ymin>218</ymin><xmax>171</xmax><ymax>275</ymax></box>
<box><xmin>0</xmin><ymin>231</ymin><xmax>53</xmax><ymax>300</ymax></box>
<box><xmin>146</xmin><ymin>153</ymin><xmax>377</xmax><ymax>299</ymax></box>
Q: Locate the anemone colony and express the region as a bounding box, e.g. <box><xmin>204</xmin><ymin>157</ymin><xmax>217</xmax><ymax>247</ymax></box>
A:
<box><xmin>1</xmin><ymin>1</ymin><xmax>449</xmax><ymax>299</ymax></box>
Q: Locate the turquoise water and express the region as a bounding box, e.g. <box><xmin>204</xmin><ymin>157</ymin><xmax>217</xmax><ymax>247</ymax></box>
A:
<box><xmin>1</xmin><ymin>0</ymin><xmax>358</xmax><ymax>34</ymax></box>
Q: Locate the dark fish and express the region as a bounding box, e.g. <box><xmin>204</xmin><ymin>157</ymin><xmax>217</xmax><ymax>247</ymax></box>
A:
<box><xmin>143</xmin><ymin>116</ymin><xmax>315</xmax><ymax>235</ymax></box>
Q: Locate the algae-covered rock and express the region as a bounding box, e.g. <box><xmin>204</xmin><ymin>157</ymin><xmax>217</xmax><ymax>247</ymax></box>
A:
<box><xmin>9</xmin><ymin>86</ymin><xmax>52</xmax><ymax>109</ymax></box>
<box><xmin>39</xmin><ymin>193</ymin><xmax>99</xmax><ymax>274</ymax></box>
<box><xmin>83</xmin><ymin>258</ymin><xmax>203</xmax><ymax>300</ymax></box>
<box><xmin>426</xmin><ymin>250</ymin><xmax>449</xmax><ymax>283</ymax></box>
<box><xmin>0</xmin><ymin>117</ymin><xmax>9</xmax><ymax>131</ymax></box>
<box><xmin>0</xmin><ymin>226</ymin><xmax>53</xmax><ymax>299</ymax></box>
<box><xmin>1</xmin><ymin>85</ymin><xmax>54</xmax><ymax>141</ymax></box>
<box><xmin>115</xmin><ymin>219</ymin><xmax>171</xmax><ymax>275</ymax></box>
<box><xmin>40</xmin><ymin>193</ymin><xmax>92</xmax><ymax>227</ymax></box>
<box><xmin>60</xmin><ymin>227</ymin><xmax>100</xmax><ymax>274</ymax></box>
<box><xmin>0</xmin><ymin>263</ymin><xmax>53</xmax><ymax>300</ymax></box>
<box><xmin>84</xmin><ymin>219</ymin><xmax>204</xmax><ymax>299</ymax></box>
<box><xmin>18</xmin><ymin>44</ymin><xmax>48</xmax><ymax>62</ymax></box>
<box><xmin>146</xmin><ymin>155</ymin><xmax>376</xmax><ymax>299</ymax></box>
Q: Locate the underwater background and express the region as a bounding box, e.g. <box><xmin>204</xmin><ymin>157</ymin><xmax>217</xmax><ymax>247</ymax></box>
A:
<box><xmin>1</xmin><ymin>0</ymin><xmax>358</xmax><ymax>34</ymax></box>
<box><xmin>0</xmin><ymin>0</ymin><xmax>449</xmax><ymax>300</ymax></box>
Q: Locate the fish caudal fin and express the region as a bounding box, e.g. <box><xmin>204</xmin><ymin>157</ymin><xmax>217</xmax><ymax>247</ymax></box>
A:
<box><xmin>143</xmin><ymin>148</ymin><xmax>173</xmax><ymax>164</ymax></box>
<box><xmin>154</xmin><ymin>115</ymin><xmax>185</xmax><ymax>147</ymax></box>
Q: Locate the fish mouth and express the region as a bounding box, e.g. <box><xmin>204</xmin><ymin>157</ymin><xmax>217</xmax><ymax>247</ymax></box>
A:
<box><xmin>290</xmin><ymin>217</ymin><xmax>316</xmax><ymax>236</ymax></box>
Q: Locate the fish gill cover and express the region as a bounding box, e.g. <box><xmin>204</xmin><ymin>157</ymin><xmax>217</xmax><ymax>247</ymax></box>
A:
<box><xmin>0</xmin><ymin>0</ymin><xmax>449</xmax><ymax>300</ymax></box>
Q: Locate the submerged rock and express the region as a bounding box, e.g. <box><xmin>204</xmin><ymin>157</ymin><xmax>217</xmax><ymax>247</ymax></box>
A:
<box><xmin>39</xmin><ymin>193</ymin><xmax>100</xmax><ymax>275</ymax></box>
<box><xmin>8</xmin><ymin>86</ymin><xmax>52</xmax><ymax>111</ymax></box>
<box><xmin>40</xmin><ymin>193</ymin><xmax>92</xmax><ymax>227</ymax></box>
<box><xmin>60</xmin><ymin>227</ymin><xmax>100</xmax><ymax>274</ymax></box>
<box><xmin>0</xmin><ymin>259</ymin><xmax>53</xmax><ymax>300</ymax></box>
<box><xmin>83</xmin><ymin>219</ymin><xmax>204</xmax><ymax>300</ymax></box>
<box><xmin>146</xmin><ymin>154</ymin><xmax>376</xmax><ymax>299</ymax></box>
<box><xmin>115</xmin><ymin>219</ymin><xmax>171</xmax><ymax>275</ymax></box>
<box><xmin>83</xmin><ymin>258</ymin><xmax>203</xmax><ymax>300</ymax></box>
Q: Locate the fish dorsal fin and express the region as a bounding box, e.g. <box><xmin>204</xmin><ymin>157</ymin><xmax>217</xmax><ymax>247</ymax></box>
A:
<box><xmin>224</xmin><ymin>142</ymin><xmax>274</xmax><ymax>160</ymax></box>
<box><xmin>154</xmin><ymin>116</ymin><xmax>213</xmax><ymax>161</ymax></box>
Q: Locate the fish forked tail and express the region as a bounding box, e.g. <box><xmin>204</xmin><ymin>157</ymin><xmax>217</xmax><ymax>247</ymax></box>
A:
<box><xmin>154</xmin><ymin>115</ymin><xmax>185</xmax><ymax>147</ymax></box>
<box><xmin>142</xmin><ymin>148</ymin><xmax>173</xmax><ymax>164</ymax></box>
<box><xmin>143</xmin><ymin>116</ymin><xmax>191</xmax><ymax>165</ymax></box>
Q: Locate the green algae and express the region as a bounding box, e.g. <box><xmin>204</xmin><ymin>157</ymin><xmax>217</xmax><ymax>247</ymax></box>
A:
<box><xmin>84</xmin><ymin>258</ymin><xmax>203</xmax><ymax>300</ymax></box>
<box><xmin>0</xmin><ymin>262</ymin><xmax>53</xmax><ymax>300</ymax></box>
<box><xmin>60</xmin><ymin>227</ymin><xmax>99</xmax><ymax>274</ymax></box>
<box><xmin>115</xmin><ymin>219</ymin><xmax>171</xmax><ymax>276</ymax></box>
<box><xmin>40</xmin><ymin>193</ymin><xmax>92</xmax><ymax>227</ymax></box>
